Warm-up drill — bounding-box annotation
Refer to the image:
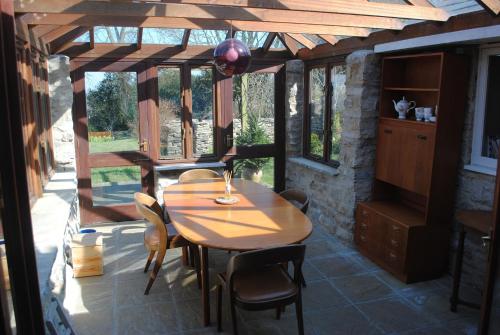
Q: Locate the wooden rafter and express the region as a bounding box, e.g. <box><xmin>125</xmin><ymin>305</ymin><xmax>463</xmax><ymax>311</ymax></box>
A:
<box><xmin>13</xmin><ymin>0</ymin><xmax>413</xmax><ymax>30</ymax></box>
<box><xmin>137</xmin><ymin>27</ymin><xmax>143</xmax><ymax>50</ymax></box>
<box><xmin>477</xmin><ymin>0</ymin><xmax>500</xmax><ymax>15</ymax></box>
<box><xmin>319</xmin><ymin>35</ymin><xmax>339</xmax><ymax>46</ymax></box>
<box><xmin>40</xmin><ymin>25</ymin><xmax>78</xmax><ymax>43</ymax></box>
<box><xmin>49</xmin><ymin>26</ymin><xmax>90</xmax><ymax>53</ymax></box>
<box><xmin>277</xmin><ymin>33</ymin><xmax>299</xmax><ymax>56</ymax></box>
<box><xmin>261</xmin><ymin>33</ymin><xmax>277</xmax><ymax>53</ymax></box>
<box><xmin>181</xmin><ymin>29</ymin><xmax>191</xmax><ymax>50</ymax></box>
<box><xmin>30</xmin><ymin>25</ymin><xmax>60</xmax><ymax>39</ymax></box>
<box><xmin>89</xmin><ymin>27</ymin><xmax>94</xmax><ymax>49</ymax></box>
<box><xmin>286</xmin><ymin>33</ymin><xmax>316</xmax><ymax>50</ymax></box>
<box><xmin>114</xmin><ymin>0</ymin><xmax>450</xmax><ymax>21</ymax></box>
<box><xmin>19</xmin><ymin>14</ymin><xmax>372</xmax><ymax>37</ymax></box>
<box><xmin>404</xmin><ymin>0</ymin><xmax>434</xmax><ymax>6</ymax></box>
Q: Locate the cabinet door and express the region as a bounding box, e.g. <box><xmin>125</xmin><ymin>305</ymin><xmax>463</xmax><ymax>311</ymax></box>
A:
<box><xmin>375</xmin><ymin>125</ymin><xmax>402</xmax><ymax>187</ymax></box>
<box><xmin>400</xmin><ymin>127</ymin><xmax>435</xmax><ymax>195</ymax></box>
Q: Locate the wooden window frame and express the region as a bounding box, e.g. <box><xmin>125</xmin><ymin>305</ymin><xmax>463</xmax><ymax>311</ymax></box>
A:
<box><xmin>304</xmin><ymin>57</ymin><xmax>346</xmax><ymax>168</ymax></box>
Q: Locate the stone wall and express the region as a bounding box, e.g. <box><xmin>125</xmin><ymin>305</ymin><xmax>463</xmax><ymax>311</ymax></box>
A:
<box><xmin>452</xmin><ymin>48</ymin><xmax>496</xmax><ymax>292</ymax></box>
<box><xmin>48</xmin><ymin>55</ymin><xmax>75</xmax><ymax>170</ymax></box>
<box><xmin>285</xmin><ymin>51</ymin><xmax>380</xmax><ymax>241</ymax></box>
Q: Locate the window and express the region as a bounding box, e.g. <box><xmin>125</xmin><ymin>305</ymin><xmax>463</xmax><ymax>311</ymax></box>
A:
<box><xmin>469</xmin><ymin>46</ymin><xmax>500</xmax><ymax>175</ymax></box>
<box><xmin>304</xmin><ymin>63</ymin><xmax>346</xmax><ymax>166</ymax></box>
<box><xmin>158</xmin><ymin>67</ymin><xmax>183</xmax><ymax>159</ymax></box>
<box><xmin>191</xmin><ymin>67</ymin><xmax>215</xmax><ymax>156</ymax></box>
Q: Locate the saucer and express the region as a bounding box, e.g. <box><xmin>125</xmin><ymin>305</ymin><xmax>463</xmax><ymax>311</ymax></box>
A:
<box><xmin>215</xmin><ymin>196</ymin><xmax>240</xmax><ymax>205</ymax></box>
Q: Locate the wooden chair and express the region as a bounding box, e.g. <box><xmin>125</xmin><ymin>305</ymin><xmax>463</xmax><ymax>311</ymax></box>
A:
<box><xmin>134</xmin><ymin>192</ymin><xmax>201</xmax><ymax>295</ymax></box>
<box><xmin>279</xmin><ymin>189</ymin><xmax>309</xmax><ymax>214</ymax></box>
<box><xmin>178</xmin><ymin>169</ymin><xmax>220</xmax><ymax>183</ymax></box>
<box><xmin>216</xmin><ymin>245</ymin><xmax>306</xmax><ymax>335</ymax></box>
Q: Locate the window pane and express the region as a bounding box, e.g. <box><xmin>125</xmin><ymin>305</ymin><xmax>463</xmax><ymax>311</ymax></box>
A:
<box><xmin>191</xmin><ymin>68</ymin><xmax>214</xmax><ymax>156</ymax></box>
<box><xmin>74</xmin><ymin>31</ymin><xmax>90</xmax><ymax>42</ymax></box>
<box><xmin>330</xmin><ymin>65</ymin><xmax>347</xmax><ymax>162</ymax></box>
<box><xmin>309</xmin><ymin>67</ymin><xmax>326</xmax><ymax>157</ymax></box>
<box><xmin>91</xmin><ymin>166</ymin><xmax>141</xmax><ymax>206</ymax></box>
<box><xmin>188</xmin><ymin>30</ymin><xmax>226</xmax><ymax>45</ymax></box>
<box><xmin>232</xmin><ymin>73</ymin><xmax>275</xmax><ymax>145</ymax></box>
<box><xmin>158</xmin><ymin>68</ymin><xmax>183</xmax><ymax>159</ymax></box>
<box><xmin>482</xmin><ymin>55</ymin><xmax>500</xmax><ymax>159</ymax></box>
<box><xmin>234</xmin><ymin>31</ymin><xmax>269</xmax><ymax>48</ymax></box>
<box><xmin>271</xmin><ymin>37</ymin><xmax>285</xmax><ymax>49</ymax></box>
<box><xmin>85</xmin><ymin>72</ymin><xmax>139</xmax><ymax>153</ymax></box>
<box><xmin>94</xmin><ymin>26</ymin><xmax>138</xmax><ymax>43</ymax></box>
<box><xmin>234</xmin><ymin>157</ymin><xmax>274</xmax><ymax>189</ymax></box>
<box><xmin>142</xmin><ymin>28</ymin><xmax>184</xmax><ymax>45</ymax></box>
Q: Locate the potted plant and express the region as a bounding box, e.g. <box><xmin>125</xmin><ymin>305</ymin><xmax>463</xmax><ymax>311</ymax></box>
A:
<box><xmin>234</xmin><ymin>114</ymin><xmax>270</xmax><ymax>183</ymax></box>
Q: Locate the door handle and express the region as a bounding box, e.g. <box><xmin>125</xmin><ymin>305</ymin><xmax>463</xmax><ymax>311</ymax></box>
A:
<box><xmin>140</xmin><ymin>140</ymin><xmax>149</xmax><ymax>152</ymax></box>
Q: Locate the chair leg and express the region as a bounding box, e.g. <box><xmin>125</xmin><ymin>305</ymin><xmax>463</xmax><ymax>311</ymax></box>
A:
<box><xmin>144</xmin><ymin>249</ymin><xmax>166</xmax><ymax>295</ymax></box>
<box><xmin>189</xmin><ymin>245</ymin><xmax>195</xmax><ymax>267</ymax></box>
<box><xmin>300</xmin><ymin>271</ymin><xmax>307</xmax><ymax>288</ymax></box>
<box><xmin>144</xmin><ymin>250</ymin><xmax>156</xmax><ymax>273</ymax></box>
<box><xmin>191</xmin><ymin>244</ymin><xmax>202</xmax><ymax>289</ymax></box>
<box><xmin>295</xmin><ymin>295</ymin><xmax>304</xmax><ymax>335</ymax></box>
<box><xmin>217</xmin><ymin>285</ymin><xmax>223</xmax><ymax>332</ymax></box>
<box><xmin>230</xmin><ymin>299</ymin><xmax>239</xmax><ymax>335</ymax></box>
<box><xmin>181</xmin><ymin>246</ymin><xmax>189</xmax><ymax>266</ymax></box>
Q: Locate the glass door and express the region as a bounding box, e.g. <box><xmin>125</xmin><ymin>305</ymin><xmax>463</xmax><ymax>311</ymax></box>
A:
<box><xmin>73</xmin><ymin>62</ymin><xmax>152</xmax><ymax>224</ymax></box>
<box><xmin>228</xmin><ymin>65</ymin><xmax>285</xmax><ymax>191</ymax></box>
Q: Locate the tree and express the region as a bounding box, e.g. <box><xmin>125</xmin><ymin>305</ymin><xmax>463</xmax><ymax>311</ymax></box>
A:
<box><xmin>86</xmin><ymin>72</ymin><xmax>137</xmax><ymax>133</ymax></box>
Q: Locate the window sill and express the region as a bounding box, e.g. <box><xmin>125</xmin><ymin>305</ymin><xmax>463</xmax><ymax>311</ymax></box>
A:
<box><xmin>154</xmin><ymin>161</ymin><xmax>226</xmax><ymax>172</ymax></box>
<box><xmin>288</xmin><ymin>157</ymin><xmax>339</xmax><ymax>177</ymax></box>
<box><xmin>463</xmin><ymin>163</ymin><xmax>497</xmax><ymax>176</ymax></box>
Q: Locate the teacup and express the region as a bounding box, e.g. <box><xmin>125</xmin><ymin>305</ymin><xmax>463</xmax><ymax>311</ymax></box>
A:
<box><xmin>424</xmin><ymin>107</ymin><xmax>433</xmax><ymax>122</ymax></box>
<box><xmin>415</xmin><ymin>107</ymin><xmax>425</xmax><ymax>121</ymax></box>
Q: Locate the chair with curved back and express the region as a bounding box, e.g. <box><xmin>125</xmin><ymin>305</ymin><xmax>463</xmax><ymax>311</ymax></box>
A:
<box><xmin>178</xmin><ymin>168</ymin><xmax>220</xmax><ymax>183</ymax></box>
<box><xmin>216</xmin><ymin>244</ymin><xmax>306</xmax><ymax>335</ymax></box>
<box><xmin>134</xmin><ymin>192</ymin><xmax>200</xmax><ymax>295</ymax></box>
<box><xmin>279</xmin><ymin>189</ymin><xmax>309</xmax><ymax>214</ymax></box>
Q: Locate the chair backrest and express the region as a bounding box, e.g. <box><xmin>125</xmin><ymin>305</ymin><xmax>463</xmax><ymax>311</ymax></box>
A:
<box><xmin>279</xmin><ymin>189</ymin><xmax>309</xmax><ymax>214</ymax></box>
<box><xmin>178</xmin><ymin>169</ymin><xmax>220</xmax><ymax>183</ymax></box>
<box><xmin>134</xmin><ymin>192</ymin><xmax>164</xmax><ymax>220</ymax></box>
<box><xmin>226</xmin><ymin>244</ymin><xmax>306</xmax><ymax>288</ymax></box>
<box><xmin>134</xmin><ymin>192</ymin><xmax>168</xmax><ymax>245</ymax></box>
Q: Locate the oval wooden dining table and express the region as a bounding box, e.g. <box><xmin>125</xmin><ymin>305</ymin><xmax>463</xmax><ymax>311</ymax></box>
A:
<box><xmin>163</xmin><ymin>178</ymin><xmax>312</xmax><ymax>326</ymax></box>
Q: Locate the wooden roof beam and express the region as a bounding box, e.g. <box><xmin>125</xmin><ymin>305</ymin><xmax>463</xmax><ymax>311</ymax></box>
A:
<box><xmin>30</xmin><ymin>25</ymin><xmax>60</xmax><ymax>39</ymax></box>
<box><xmin>13</xmin><ymin>0</ymin><xmax>412</xmax><ymax>30</ymax></box>
<box><xmin>277</xmin><ymin>33</ymin><xmax>299</xmax><ymax>56</ymax></box>
<box><xmin>89</xmin><ymin>27</ymin><xmax>94</xmax><ymax>49</ymax></box>
<box><xmin>40</xmin><ymin>25</ymin><xmax>78</xmax><ymax>43</ymax></box>
<box><xmin>123</xmin><ymin>0</ymin><xmax>450</xmax><ymax>21</ymax></box>
<box><xmin>404</xmin><ymin>0</ymin><xmax>434</xmax><ymax>6</ymax></box>
<box><xmin>477</xmin><ymin>0</ymin><xmax>500</xmax><ymax>15</ymax></box>
<box><xmin>181</xmin><ymin>29</ymin><xmax>191</xmax><ymax>50</ymax></box>
<box><xmin>19</xmin><ymin>14</ymin><xmax>372</xmax><ymax>37</ymax></box>
<box><xmin>137</xmin><ymin>27</ymin><xmax>143</xmax><ymax>50</ymax></box>
<box><xmin>49</xmin><ymin>26</ymin><xmax>90</xmax><ymax>54</ymax></box>
<box><xmin>286</xmin><ymin>33</ymin><xmax>316</xmax><ymax>50</ymax></box>
<box><xmin>319</xmin><ymin>35</ymin><xmax>339</xmax><ymax>46</ymax></box>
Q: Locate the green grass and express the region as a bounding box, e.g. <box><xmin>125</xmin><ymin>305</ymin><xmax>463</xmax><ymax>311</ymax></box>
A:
<box><xmin>89</xmin><ymin>138</ymin><xmax>138</xmax><ymax>153</ymax></box>
<box><xmin>261</xmin><ymin>159</ymin><xmax>274</xmax><ymax>188</ymax></box>
<box><xmin>91</xmin><ymin>166</ymin><xmax>141</xmax><ymax>185</ymax></box>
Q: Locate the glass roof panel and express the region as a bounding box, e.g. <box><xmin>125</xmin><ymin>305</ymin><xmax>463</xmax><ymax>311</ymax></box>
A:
<box><xmin>234</xmin><ymin>31</ymin><xmax>269</xmax><ymax>48</ymax></box>
<box><xmin>305</xmin><ymin>34</ymin><xmax>326</xmax><ymax>45</ymax></box>
<box><xmin>188</xmin><ymin>30</ymin><xmax>227</xmax><ymax>45</ymax></box>
<box><xmin>94</xmin><ymin>26</ymin><xmax>138</xmax><ymax>44</ymax></box>
<box><xmin>142</xmin><ymin>28</ymin><xmax>185</xmax><ymax>45</ymax></box>
<box><xmin>270</xmin><ymin>37</ymin><xmax>286</xmax><ymax>49</ymax></box>
<box><xmin>74</xmin><ymin>31</ymin><xmax>90</xmax><ymax>43</ymax></box>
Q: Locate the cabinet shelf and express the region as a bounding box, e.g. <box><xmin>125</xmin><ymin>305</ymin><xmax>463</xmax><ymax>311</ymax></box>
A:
<box><xmin>379</xmin><ymin>117</ymin><xmax>436</xmax><ymax>127</ymax></box>
<box><xmin>383</xmin><ymin>87</ymin><xmax>439</xmax><ymax>92</ymax></box>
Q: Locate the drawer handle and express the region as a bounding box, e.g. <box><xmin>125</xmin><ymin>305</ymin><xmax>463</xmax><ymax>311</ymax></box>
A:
<box><xmin>360</xmin><ymin>223</ymin><xmax>368</xmax><ymax>230</ymax></box>
<box><xmin>417</xmin><ymin>134</ymin><xmax>427</xmax><ymax>140</ymax></box>
<box><xmin>384</xmin><ymin>129</ymin><xmax>392</xmax><ymax>134</ymax></box>
<box><xmin>362</xmin><ymin>210</ymin><xmax>368</xmax><ymax>216</ymax></box>
<box><xmin>391</xmin><ymin>225</ymin><xmax>401</xmax><ymax>232</ymax></box>
<box><xmin>360</xmin><ymin>235</ymin><xmax>367</xmax><ymax>242</ymax></box>
<box><xmin>390</xmin><ymin>239</ymin><xmax>399</xmax><ymax>247</ymax></box>
<box><xmin>389</xmin><ymin>252</ymin><xmax>398</xmax><ymax>261</ymax></box>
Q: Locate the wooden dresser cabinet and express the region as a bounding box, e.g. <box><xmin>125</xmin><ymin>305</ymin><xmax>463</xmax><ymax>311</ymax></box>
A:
<box><xmin>355</xmin><ymin>52</ymin><xmax>469</xmax><ymax>283</ymax></box>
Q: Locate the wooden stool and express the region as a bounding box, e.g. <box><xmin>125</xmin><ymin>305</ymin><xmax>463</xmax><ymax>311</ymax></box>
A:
<box><xmin>450</xmin><ymin>210</ymin><xmax>492</xmax><ymax>312</ymax></box>
<box><xmin>71</xmin><ymin>232</ymin><xmax>104</xmax><ymax>278</ymax></box>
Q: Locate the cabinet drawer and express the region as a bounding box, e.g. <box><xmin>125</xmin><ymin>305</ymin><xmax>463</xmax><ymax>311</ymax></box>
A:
<box><xmin>355</xmin><ymin>205</ymin><xmax>386</xmax><ymax>241</ymax></box>
<box><xmin>383</xmin><ymin>247</ymin><xmax>405</xmax><ymax>272</ymax></box>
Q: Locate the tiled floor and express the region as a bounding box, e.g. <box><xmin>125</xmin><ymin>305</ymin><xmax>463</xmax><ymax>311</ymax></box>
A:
<box><xmin>62</xmin><ymin>221</ymin><xmax>480</xmax><ymax>335</ymax></box>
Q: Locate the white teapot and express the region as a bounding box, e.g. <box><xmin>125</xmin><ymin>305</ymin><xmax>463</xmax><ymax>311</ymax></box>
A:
<box><xmin>393</xmin><ymin>96</ymin><xmax>416</xmax><ymax>120</ymax></box>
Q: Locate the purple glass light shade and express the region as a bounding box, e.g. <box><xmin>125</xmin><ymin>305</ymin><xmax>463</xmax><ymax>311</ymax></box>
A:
<box><xmin>214</xmin><ymin>38</ymin><xmax>251</xmax><ymax>76</ymax></box>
